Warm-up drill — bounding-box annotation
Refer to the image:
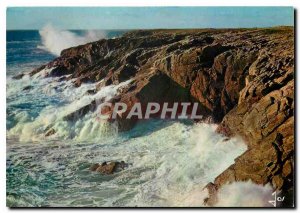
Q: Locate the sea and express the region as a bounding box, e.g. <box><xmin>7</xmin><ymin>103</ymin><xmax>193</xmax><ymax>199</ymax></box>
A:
<box><xmin>6</xmin><ymin>29</ymin><xmax>257</xmax><ymax>207</ymax></box>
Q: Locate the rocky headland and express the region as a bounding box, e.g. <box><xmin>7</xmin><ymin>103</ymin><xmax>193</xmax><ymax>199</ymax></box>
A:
<box><xmin>17</xmin><ymin>27</ymin><xmax>294</xmax><ymax>206</ymax></box>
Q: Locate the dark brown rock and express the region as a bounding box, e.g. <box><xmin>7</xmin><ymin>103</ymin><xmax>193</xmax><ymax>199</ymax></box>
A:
<box><xmin>92</xmin><ymin>161</ymin><xmax>128</xmax><ymax>175</ymax></box>
<box><xmin>63</xmin><ymin>100</ymin><xmax>97</xmax><ymax>122</ymax></box>
<box><xmin>203</xmin><ymin>182</ymin><xmax>218</xmax><ymax>206</ymax></box>
<box><xmin>89</xmin><ymin>163</ymin><xmax>100</xmax><ymax>171</ymax></box>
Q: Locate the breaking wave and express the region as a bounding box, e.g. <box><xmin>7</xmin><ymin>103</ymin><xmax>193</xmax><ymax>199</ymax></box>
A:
<box><xmin>7</xmin><ymin>118</ymin><xmax>248</xmax><ymax>207</ymax></box>
<box><xmin>7</xmin><ymin>65</ymin><xmax>280</xmax><ymax>207</ymax></box>
<box><xmin>38</xmin><ymin>24</ymin><xmax>107</xmax><ymax>56</ymax></box>
<box><xmin>7</xmin><ymin>69</ymin><xmax>131</xmax><ymax>142</ymax></box>
<box><xmin>7</xmin><ymin>68</ymin><xmax>277</xmax><ymax>207</ymax></box>
<box><xmin>214</xmin><ymin>181</ymin><xmax>274</xmax><ymax>207</ymax></box>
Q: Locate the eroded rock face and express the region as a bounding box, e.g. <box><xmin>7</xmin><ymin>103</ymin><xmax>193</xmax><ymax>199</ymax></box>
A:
<box><xmin>207</xmin><ymin>29</ymin><xmax>294</xmax><ymax>206</ymax></box>
<box><xmin>23</xmin><ymin>27</ymin><xmax>294</xmax><ymax>205</ymax></box>
<box><xmin>190</xmin><ymin>48</ymin><xmax>258</xmax><ymax>121</ymax></box>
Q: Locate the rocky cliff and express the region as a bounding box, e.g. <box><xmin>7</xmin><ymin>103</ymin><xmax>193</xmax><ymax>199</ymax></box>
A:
<box><xmin>19</xmin><ymin>27</ymin><xmax>294</xmax><ymax>206</ymax></box>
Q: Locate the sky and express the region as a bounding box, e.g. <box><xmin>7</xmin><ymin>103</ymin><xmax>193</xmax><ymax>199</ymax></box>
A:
<box><xmin>7</xmin><ymin>7</ymin><xmax>294</xmax><ymax>30</ymax></box>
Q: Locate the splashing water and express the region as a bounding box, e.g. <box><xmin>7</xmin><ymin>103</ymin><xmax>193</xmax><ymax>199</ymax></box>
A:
<box><xmin>7</xmin><ymin>121</ymin><xmax>248</xmax><ymax>207</ymax></box>
<box><xmin>7</xmin><ymin>69</ymin><xmax>132</xmax><ymax>142</ymax></box>
<box><xmin>7</xmin><ymin>68</ymin><xmax>249</xmax><ymax>207</ymax></box>
<box><xmin>214</xmin><ymin>181</ymin><xmax>274</xmax><ymax>207</ymax></box>
<box><xmin>38</xmin><ymin>24</ymin><xmax>107</xmax><ymax>56</ymax></box>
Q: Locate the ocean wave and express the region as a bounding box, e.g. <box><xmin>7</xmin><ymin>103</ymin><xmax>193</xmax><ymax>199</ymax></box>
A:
<box><xmin>7</xmin><ymin>40</ymin><xmax>39</xmax><ymax>44</ymax></box>
<box><xmin>7</xmin><ymin>70</ymin><xmax>132</xmax><ymax>142</ymax></box>
<box><xmin>7</xmin><ymin>121</ymin><xmax>248</xmax><ymax>207</ymax></box>
<box><xmin>38</xmin><ymin>24</ymin><xmax>107</xmax><ymax>56</ymax></box>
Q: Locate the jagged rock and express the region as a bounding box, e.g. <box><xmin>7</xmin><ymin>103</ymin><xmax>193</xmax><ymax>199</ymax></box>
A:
<box><xmin>25</xmin><ymin>27</ymin><xmax>294</xmax><ymax>205</ymax></box>
<box><xmin>203</xmin><ymin>182</ymin><xmax>218</xmax><ymax>206</ymax></box>
<box><xmin>22</xmin><ymin>85</ymin><xmax>33</xmax><ymax>91</ymax></box>
<box><xmin>208</xmin><ymin>28</ymin><xmax>294</xmax><ymax>206</ymax></box>
<box><xmin>86</xmin><ymin>89</ymin><xmax>97</xmax><ymax>95</ymax></box>
<box><xmin>117</xmin><ymin>64</ymin><xmax>138</xmax><ymax>81</ymax></box>
<box><xmin>90</xmin><ymin>161</ymin><xmax>128</xmax><ymax>175</ymax></box>
<box><xmin>63</xmin><ymin>100</ymin><xmax>97</xmax><ymax>122</ymax></box>
<box><xmin>97</xmin><ymin>70</ymin><xmax>194</xmax><ymax>131</ymax></box>
<box><xmin>89</xmin><ymin>163</ymin><xmax>100</xmax><ymax>171</ymax></box>
<box><xmin>45</xmin><ymin>128</ymin><xmax>56</xmax><ymax>137</ymax></box>
<box><xmin>282</xmin><ymin>160</ymin><xmax>292</xmax><ymax>177</ymax></box>
<box><xmin>190</xmin><ymin>49</ymin><xmax>257</xmax><ymax>121</ymax></box>
<box><xmin>12</xmin><ymin>73</ymin><xmax>25</xmax><ymax>80</ymax></box>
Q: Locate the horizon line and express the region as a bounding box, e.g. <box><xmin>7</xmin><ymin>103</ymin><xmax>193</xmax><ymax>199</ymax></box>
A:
<box><xmin>6</xmin><ymin>25</ymin><xmax>294</xmax><ymax>31</ymax></box>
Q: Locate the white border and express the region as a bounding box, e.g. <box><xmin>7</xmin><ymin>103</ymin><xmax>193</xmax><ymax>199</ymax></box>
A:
<box><xmin>1</xmin><ymin>1</ymin><xmax>298</xmax><ymax>212</ymax></box>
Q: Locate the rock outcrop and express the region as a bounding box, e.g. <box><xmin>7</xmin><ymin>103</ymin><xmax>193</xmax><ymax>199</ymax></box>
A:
<box><xmin>90</xmin><ymin>161</ymin><xmax>128</xmax><ymax>175</ymax></box>
<box><xmin>209</xmin><ymin>30</ymin><xmax>294</xmax><ymax>206</ymax></box>
<box><xmin>22</xmin><ymin>27</ymin><xmax>294</xmax><ymax>206</ymax></box>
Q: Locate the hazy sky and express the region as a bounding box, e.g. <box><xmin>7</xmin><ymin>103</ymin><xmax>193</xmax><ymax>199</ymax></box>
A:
<box><xmin>7</xmin><ymin>7</ymin><xmax>294</xmax><ymax>30</ymax></box>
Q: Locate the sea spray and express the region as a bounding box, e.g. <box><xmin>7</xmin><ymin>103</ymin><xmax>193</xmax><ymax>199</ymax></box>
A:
<box><xmin>7</xmin><ymin>121</ymin><xmax>248</xmax><ymax>207</ymax></box>
<box><xmin>126</xmin><ymin>122</ymin><xmax>247</xmax><ymax>207</ymax></box>
<box><xmin>7</xmin><ymin>71</ymin><xmax>252</xmax><ymax>206</ymax></box>
<box><xmin>38</xmin><ymin>24</ymin><xmax>107</xmax><ymax>56</ymax></box>
<box><xmin>7</xmin><ymin>72</ymin><xmax>132</xmax><ymax>142</ymax></box>
<box><xmin>214</xmin><ymin>181</ymin><xmax>274</xmax><ymax>207</ymax></box>
<box><xmin>7</xmin><ymin>65</ymin><xmax>269</xmax><ymax>208</ymax></box>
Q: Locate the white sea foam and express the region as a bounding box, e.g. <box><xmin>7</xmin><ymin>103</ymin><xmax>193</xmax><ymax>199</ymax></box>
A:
<box><xmin>32</xmin><ymin>67</ymin><xmax>54</xmax><ymax>79</ymax></box>
<box><xmin>99</xmin><ymin>122</ymin><xmax>246</xmax><ymax>207</ymax></box>
<box><xmin>120</xmin><ymin>123</ymin><xmax>248</xmax><ymax>207</ymax></box>
<box><xmin>8</xmin><ymin>121</ymin><xmax>249</xmax><ymax>207</ymax></box>
<box><xmin>7</xmin><ymin>72</ymin><xmax>131</xmax><ymax>142</ymax></box>
<box><xmin>214</xmin><ymin>181</ymin><xmax>274</xmax><ymax>207</ymax></box>
<box><xmin>38</xmin><ymin>24</ymin><xmax>106</xmax><ymax>56</ymax></box>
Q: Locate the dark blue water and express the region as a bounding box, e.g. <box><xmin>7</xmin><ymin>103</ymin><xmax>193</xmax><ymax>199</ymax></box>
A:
<box><xmin>7</xmin><ymin>31</ymin><xmax>54</xmax><ymax>76</ymax></box>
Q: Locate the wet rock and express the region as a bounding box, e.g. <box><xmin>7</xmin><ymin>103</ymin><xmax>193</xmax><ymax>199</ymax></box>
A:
<box><xmin>90</xmin><ymin>161</ymin><xmax>128</xmax><ymax>175</ymax></box>
<box><xmin>203</xmin><ymin>182</ymin><xmax>218</xmax><ymax>206</ymax></box>
<box><xmin>45</xmin><ymin>128</ymin><xmax>56</xmax><ymax>137</ymax></box>
<box><xmin>63</xmin><ymin>100</ymin><xmax>97</xmax><ymax>122</ymax></box>
<box><xmin>86</xmin><ymin>89</ymin><xmax>97</xmax><ymax>95</ymax></box>
<box><xmin>89</xmin><ymin>163</ymin><xmax>100</xmax><ymax>171</ymax></box>
<box><xmin>22</xmin><ymin>85</ymin><xmax>33</xmax><ymax>91</ymax></box>
<box><xmin>282</xmin><ymin>160</ymin><xmax>292</xmax><ymax>177</ymax></box>
<box><xmin>12</xmin><ymin>73</ymin><xmax>25</xmax><ymax>80</ymax></box>
<box><xmin>199</xmin><ymin>28</ymin><xmax>293</xmax><ymax>205</ymax></box>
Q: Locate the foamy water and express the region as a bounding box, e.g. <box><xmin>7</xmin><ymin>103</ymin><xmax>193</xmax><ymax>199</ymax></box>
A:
<box><xmin>7</xmin><ymin>120</ymin><xmax>248</xmax><ymax>207</ymax></box>
<box><xmin>214</xmin><ymin>181</ymin><xmax>274</xmax><ymax>207</ymax></box>
<box><xmin>7</xmin><ymin>29</ymin><xmax>275</xmax><ymax>207</ymax></box>
<box><xmin>7</xmin><ymin>70</ymin><xmax>132</xmax><ymax>142</ymax></box>
<box><xmin>7</xmin><ymin>71</ymin><xmax>250</xmax><ymax>207</ymax></box>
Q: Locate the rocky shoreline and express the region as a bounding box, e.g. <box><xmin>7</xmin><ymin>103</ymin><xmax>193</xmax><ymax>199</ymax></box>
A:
<box><xmin>18</xmin><ymin>27</ymin><xmax>294</xmax><ymax>206</ymax></box>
